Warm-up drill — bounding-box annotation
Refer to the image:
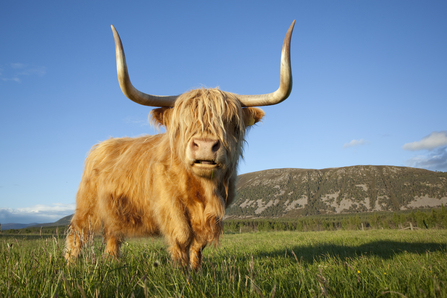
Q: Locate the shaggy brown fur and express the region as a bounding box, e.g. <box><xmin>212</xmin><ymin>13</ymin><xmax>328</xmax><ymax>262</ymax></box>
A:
<box><xmin>65</xmin><ymin>88</ymin><xmax>264</xmax><ymax>269</ymax></box>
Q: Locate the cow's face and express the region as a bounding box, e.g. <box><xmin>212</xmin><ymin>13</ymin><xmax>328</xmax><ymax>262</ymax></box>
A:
<box><xmin>150</xmin><ymin>88</ymin><xmax>264</xmax><ymax>179</ymax></box>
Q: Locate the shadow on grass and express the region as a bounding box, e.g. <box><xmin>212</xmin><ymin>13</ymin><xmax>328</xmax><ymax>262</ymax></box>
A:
<box><xmin>252</xmin><ymin>240</ymin><xmax>446</xmax><ymax>264</ymax></box>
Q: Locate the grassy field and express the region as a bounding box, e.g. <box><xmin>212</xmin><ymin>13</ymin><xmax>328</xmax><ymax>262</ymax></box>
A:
<box><xmin>1</xmin><ymin>229</ymin><xmax>446</xmax><ymax>297</ymax></box>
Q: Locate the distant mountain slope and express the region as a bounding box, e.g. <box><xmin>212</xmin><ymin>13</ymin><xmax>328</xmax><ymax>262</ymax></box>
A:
<box><xmin>226</xmin><ymin>166</ymin><xmax>447</xmax><ymax>218</ymax></box>
<box><xmin>1</xmin><ymin>215</ymin><xmax>74</xmax><ymax>231</ymax></box>
<box><xmin>28</xmin><ymin>214</ymin><xmax>73</xmax><ymax>228</ymax></box>
<box><xmin>53</xmin><ymin>214</ymin><xmax>73</xmax><ymax>226</ymax></box>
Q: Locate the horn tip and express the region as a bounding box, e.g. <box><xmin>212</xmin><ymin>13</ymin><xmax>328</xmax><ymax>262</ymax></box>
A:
<box><xmin>290</xmin><ymin>20</ymin><xmax>296</xmax><ymax>30</ymax></box>
<box><xmin>111</xmin><ymin>24</ymin><xmax>117</xmax><ymax>33</ymax></box>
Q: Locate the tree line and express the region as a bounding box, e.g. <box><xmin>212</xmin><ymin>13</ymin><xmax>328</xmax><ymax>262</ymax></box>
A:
<box><xmin>223</xmin><ymin>206</ymin><xmax>447</xmax><ymax>233</ymax></box>
<box><xmin>0</xmin><ymin>225</ymin><xmax>65</xmax><ymax>235</ymax></box>
<box><xmin>1</xmin><ymin>206</ymin><xmax>446</xmax><ymax>236</ymax></box>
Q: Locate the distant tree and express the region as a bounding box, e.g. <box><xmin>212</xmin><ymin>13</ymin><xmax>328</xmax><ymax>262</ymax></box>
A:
<box><xmin>392</xmin><ymin>213</ymin><xmax>399</xmax><ymax>228</ymax></box>
<box><xmin>370</xmin><ymin>212</ymin><xmax>380</xmax><ymax>229</ymax></box>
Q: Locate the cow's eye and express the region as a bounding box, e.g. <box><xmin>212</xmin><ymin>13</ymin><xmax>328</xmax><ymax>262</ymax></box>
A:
<box><xmin>233</xmin><ymin>124</ymin><xmax>241</xmax><ymax>139</ymax></box>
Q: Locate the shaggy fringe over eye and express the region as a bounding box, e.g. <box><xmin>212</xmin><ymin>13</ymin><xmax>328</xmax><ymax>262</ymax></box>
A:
<box><xmin>167</xmin><ymin>88</ymin><xmax>246</xmax><ymax>153</ymax></box>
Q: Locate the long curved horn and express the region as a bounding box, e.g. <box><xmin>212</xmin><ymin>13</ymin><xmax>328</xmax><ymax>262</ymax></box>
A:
<box><xmin>111</xmin><ymin>25</ymin><xmax>179</xmax><ymax>107</ymax></box>
<box><xmin>237</xmin><ymin>20</ymin><xmax>295</xmax><ymax>107</ymax></box>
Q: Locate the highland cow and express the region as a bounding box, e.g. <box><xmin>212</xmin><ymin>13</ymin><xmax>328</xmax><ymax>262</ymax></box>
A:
<box><xmin>65</xmin><ymin>21</ymin><xmax>295</xmax><ymax>269</ymax></box>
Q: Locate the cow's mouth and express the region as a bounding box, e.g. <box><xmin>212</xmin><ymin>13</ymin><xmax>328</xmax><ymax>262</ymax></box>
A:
<box><xmin>191</xmin><ymin>159</ymin><xmax>221</xmax><ymax>178</ymax></box>
<box><xmin>193</xmin><ymin>160</ymin><xmax>217</xmax><ymax>166</ymax></box>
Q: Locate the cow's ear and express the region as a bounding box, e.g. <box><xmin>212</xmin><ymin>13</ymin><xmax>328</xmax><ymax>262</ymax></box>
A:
<box><xmin>242</xmin><ymin>107</ymin><xmax>265</xmax><ymax>127</ymax></box>
<box><xmin>149</xmin><ymin>107</ymin><xmax>173</xmax><ymax>128</ymax></box>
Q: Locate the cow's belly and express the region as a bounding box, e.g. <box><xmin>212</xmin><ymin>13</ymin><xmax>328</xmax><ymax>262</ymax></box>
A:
<box><xmin>100</xmin><ymin>193</ymin><xmax>160</xmax><ymax>237</ymax></box>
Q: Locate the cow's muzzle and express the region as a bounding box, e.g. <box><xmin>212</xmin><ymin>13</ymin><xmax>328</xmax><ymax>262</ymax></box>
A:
<box><xmin>189</xmin><ymin>138</ymin><xmax>223</xmax><ymax>172</ymax></box>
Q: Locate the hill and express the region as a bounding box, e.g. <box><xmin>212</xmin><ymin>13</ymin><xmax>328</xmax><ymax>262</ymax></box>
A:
<box><xmin>28</xmin><ymin>214</ymin><xmax>73</xmax><ymax>228</ymax></box>
<box><xmin>32</xmin><ymin>214</ymin><xmax>73</xmax><ymax>228</ymax></box>
<box><xmin>0</xmin><ymin>215</ymin><xmax>73</xmax><ymax>231</ymax></box>
<box><xmin>226</xmin><ymin>166</ymin><xmax>447</xmax><ymax>218</ymax></box>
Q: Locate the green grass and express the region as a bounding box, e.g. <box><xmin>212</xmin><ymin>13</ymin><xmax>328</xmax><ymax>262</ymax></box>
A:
<box><xmin>1</xmin><ymin>230</ymin><xmax>446</xmax><ymax>297</ymax></box>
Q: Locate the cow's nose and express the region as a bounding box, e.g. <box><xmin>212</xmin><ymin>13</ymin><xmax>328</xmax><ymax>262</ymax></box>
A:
<box><xmin>191</xmin><ymin>138</ymin><xmax>221</xmax><ymax>153</ymax></box>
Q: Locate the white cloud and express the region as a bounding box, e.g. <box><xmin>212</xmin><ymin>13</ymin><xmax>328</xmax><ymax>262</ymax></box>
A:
<box><xmin>403</xmin><ymin>132</ymin><xmax>447</xmax><ymax>171</ymax></box>
<box><xmin>343</xmin><ymin>139</ymin><xmax>370</xmax><ymax>149</ymax></box>
<box><xmin>406</xmin><ymin>146</ymin><xmax>447</xmax><ymax>172</ymax></box>
<box><xmin>403</xmin><ymin>131</ymin><xmax>447</xmax><ymax>151</ymax></box>
<box><xmin>0</xmin><ymin>203</ymin><xmax>75</xmax><ymax>224</ymax></box>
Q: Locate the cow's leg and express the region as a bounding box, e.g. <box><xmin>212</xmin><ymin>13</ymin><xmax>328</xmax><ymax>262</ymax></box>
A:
<box><xmin>103</xmin><ymin>228</ymin><xmax>122</xmax><ymax>258</ymax></box>
<box><xmin>168</xmin><ymin>242</ymin><xmax>189</xmax><ymax>268</ymax></box>
<box><xmin>159</xmin><ymin>212</ymin><xmax>193</xmax><ymax>268</ymax></box>
<box><xmin>166</xmin><ymin>227</ymin><xmax>193</xmax><ymax>268</ymax></box>
<box><xmin>189</xmin><ymin>238</ymin><xmax>207</xmax><ymax>270</ymax></box>
<box><xmin>64</xmin><ymin>217</ymin><xmax>90</xmax><ymax>262</ymax></box>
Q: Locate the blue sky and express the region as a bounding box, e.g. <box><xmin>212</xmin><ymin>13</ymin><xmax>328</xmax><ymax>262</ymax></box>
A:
<box><xmin>1</xmin><ymin>1</ymin><xmax>446</xmax><ymax>224</ymax></box>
